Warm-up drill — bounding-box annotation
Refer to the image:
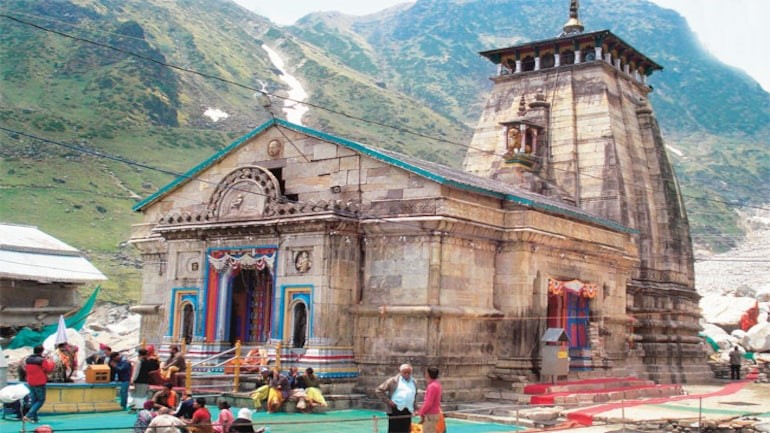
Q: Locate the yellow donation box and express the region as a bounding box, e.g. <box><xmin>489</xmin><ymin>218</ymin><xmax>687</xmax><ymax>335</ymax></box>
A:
<box><xmin>85</xmin><ymin>364</ymin><xmax>111</xmax><ymax>383</ymax></box>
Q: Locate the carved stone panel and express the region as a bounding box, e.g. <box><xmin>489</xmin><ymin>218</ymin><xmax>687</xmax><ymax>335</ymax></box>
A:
<box><xmin>294</xmin><ymin>250</ymin><xmax>312</xmax><ymax>274</ymax></box>
<box><xmin>176</xmin><ymin>251</ymin><xmax>201</xmax><ymax>279</ymax></box>
<box><xmin>207</xmin><ymin>166</ymin><xmax>281</xmax><ymax>220</ymax></box>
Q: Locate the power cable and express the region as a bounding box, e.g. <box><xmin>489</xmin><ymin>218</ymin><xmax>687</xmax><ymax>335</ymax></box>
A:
<box><xmin>0</xmin><ymin>13</ymin><xmax>493</xmax><ymax>157</ymax></box>
<box><xmin>7</xmin><ymin>126</ymin><xmax>767</xmax><ymax>266</ymax></box>
<box><xmin>0</xmin><ymin>257</ymin><xmax>108</xmax><ymax>276</ymax></box>
<box><xmin>3</xmin><ymin>12</ymin><xmax>768</xmax><ymax>254</ymax></box>
<box><xmin>3</xmin><ymin>12</ymin><xmax>768</xmax><ymax>215</ymax></box>
<box><xmin>0</xmin><ymin>130</ymin><xmax>756</xmax><ymax>252</ymax></box>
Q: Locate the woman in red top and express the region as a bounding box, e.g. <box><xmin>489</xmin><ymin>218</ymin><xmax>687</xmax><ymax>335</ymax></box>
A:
<box><xmin>417</xmin><ymin>366</ymin><xmax>443</xmax><ymax>433</ymax></box>
<box><xmin>188</xmin><ymin>397</ymin><xmax>213</xmax><ymax>433</ymax></box>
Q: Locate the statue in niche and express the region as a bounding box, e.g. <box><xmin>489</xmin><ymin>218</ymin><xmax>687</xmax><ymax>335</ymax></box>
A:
<box><xmin>230</xmin><ymin>194</ymin><xmax>244</xmax><ymax>209</ymax></box>
<box><xmin>221</xmin><ymin>183</ymin><xmax>265</xmax><ymax>217</ymax></box>
<box><xmin>295</xmin><ymin>250</ymin><xmax>312</xmax><ymax>273</ymax></box>
<box><xmin>503</xmin><ymin>127</ymin><xmax>521</xmax><ymax>160</ymax></box>
<box><xmin>267</xmin><ymin>139</ymin><xmax>282</xmax><ymax>157</ymax></box>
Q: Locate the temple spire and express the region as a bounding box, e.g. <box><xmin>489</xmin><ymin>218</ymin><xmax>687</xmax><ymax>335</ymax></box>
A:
<box><xmin>561</xmin><ymin>0</ymin><xmax>584</xmax><ymax>36</ymax></box>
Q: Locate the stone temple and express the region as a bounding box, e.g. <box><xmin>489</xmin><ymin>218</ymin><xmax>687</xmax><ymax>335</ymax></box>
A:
<box><xmin>129</xmin><ymin>1</ymin><xmax>708</xmax><ymax>401</ymax></box>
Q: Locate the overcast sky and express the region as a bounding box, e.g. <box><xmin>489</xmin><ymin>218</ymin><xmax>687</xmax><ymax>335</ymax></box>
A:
<box><xmin>232</xmin><ymin>0</ymin><xmax>769</xmax><ymax>93</ymax></box>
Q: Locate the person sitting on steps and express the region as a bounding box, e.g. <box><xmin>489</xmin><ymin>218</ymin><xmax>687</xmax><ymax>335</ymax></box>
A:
<box><xmin>159</xmin><ymin>345</ymin><xmax>186</xmax><ymax>381</ymax></box>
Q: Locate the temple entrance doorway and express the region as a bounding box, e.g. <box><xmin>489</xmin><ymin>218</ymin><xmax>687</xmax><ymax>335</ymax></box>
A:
<box><xmin>547</xmin><ymin>278</ymin><xmax>596</xmax><ymax>370</ymax></box>
<box><xmin>229</xmin><ymin>267</ymin><xmax>273</xmax><ymax>344</ymax></box>
<box><xmin>181</xmin><ymin>303</ymin><xmax>194</xmax><ymax>344</ymax></box>
<box><xmin>291</xmin><ymin>302</ymin><xmax>307</xmax><ymax>348</ymax></box>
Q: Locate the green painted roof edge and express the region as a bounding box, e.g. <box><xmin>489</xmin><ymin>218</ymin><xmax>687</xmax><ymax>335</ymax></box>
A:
<box><xmin>133</xmin><ymin>118</ymin><xmax>635</xmax><ymax>234</ymax></box>
<box><xmin>503</xmin><ymin>194</ymin><xmax>638</xmax><ymax>234</ymax></box>
<box><xmin>271</xmin><ymin>119</ymin><xmax>501</xmax><ymax>195</ymax></box>
<box><xmin>132</xmin><ymin>118</ymin><xmax>278</xmax><ymax>211</ymax></box>
<box><xmin>274</xmin><ymin>120</ymin><xmax>636</xmax><ymax>234</ymax></box>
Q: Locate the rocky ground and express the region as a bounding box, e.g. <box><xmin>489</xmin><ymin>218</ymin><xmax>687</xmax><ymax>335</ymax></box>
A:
<box><xmin>696</xmin><ymin>210</ymin><xmax>770</xmax><ymax>359</ymax></box>
<box><xmin>2</xmin><ymin>303</ymin><xmax>141</xmax><ymax>378</ymax></box>
<box><xmin>696</xmin><ymin>209</ymin><xmax>770</xmax><ymax>300</ymax></box>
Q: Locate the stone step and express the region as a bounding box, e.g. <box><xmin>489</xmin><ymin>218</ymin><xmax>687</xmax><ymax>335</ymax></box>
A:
<box><xmin>530</xmin><ymin>383</ymin><xmax>683</xmax><ymax>405</ymax></box>
<box><xmin>452</xmin><ymin>402</ymin><xmax>562</xmax><ymax>429</ymax></box>
<box><xmin>483</xmin><ymin>390</ymin><xmax>531</xmax><ymax>404</ymax></box>
<box><xmin>526</xmin><ymin>378</ymin><xmax>656</xmax><ymax>395</ymax></box>
<box><xmin>221</xmin><ymin>391</ymin><xmax>367</xmax><ymax>413</ymax></box>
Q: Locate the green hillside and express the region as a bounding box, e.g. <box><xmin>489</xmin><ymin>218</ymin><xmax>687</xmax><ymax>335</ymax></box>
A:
<box><xmin>289</xmin><ymin>0</ymin><xmax>770</xmax><ymax>251</ymax></box>
<box><xmin>0</xmin><ymin>0</ymin><xmax>468</xmax><ymax>302</ymax></box>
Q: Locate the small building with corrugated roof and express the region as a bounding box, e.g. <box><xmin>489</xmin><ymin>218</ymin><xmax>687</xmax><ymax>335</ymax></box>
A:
<box><xmin>0</xmin><ymin>223</ymin><xmax>107</xmax><ymax>334</ymax></box>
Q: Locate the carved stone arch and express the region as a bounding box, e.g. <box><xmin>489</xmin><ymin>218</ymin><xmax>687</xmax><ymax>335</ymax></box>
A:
<box><xmin>207</xmin><ymin>166</ymin><xmax>282</xmax><ymax>220</ymax></box>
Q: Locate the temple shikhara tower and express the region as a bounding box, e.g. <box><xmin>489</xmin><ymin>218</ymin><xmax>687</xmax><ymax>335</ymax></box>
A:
<box><xmin>463</xmin><ymin>0</ymin><xmax>703</xmax><ymax>382</ymax></box>
<box><xmin>130</xmin><ymin>0</ymin><xmax>708</xmax><ymax>399</ymax></box>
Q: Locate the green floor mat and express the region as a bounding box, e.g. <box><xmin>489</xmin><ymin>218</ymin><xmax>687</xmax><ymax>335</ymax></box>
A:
<box><xmin>0</xmin><ymin>408</ymin><xmax>524</xmax><ymax>433</ymax></box>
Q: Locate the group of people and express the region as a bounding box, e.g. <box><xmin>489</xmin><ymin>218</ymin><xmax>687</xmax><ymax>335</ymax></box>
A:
<box><xmin>250</xmin><ymin>366</ymin><xmax>327</xmax><ymax>413</ymax></box>
<box><xmin>14</xmin><ymin>341</ymin><xmax>79</xmax><ymax>422</ymax></box>
<box><xmin>250</xmin><ymin>362</ymin><xmax>443</xmax><ymax>433</ymax></box>
<box><xmin>133</xmin><ymin>393</ymin><xmax>264</xmax><ymax>433</ymax></box>
<box><xmin>17</xmin><ymin>342</ymin><xmax>442</xmax><ymax>433</ymax></box>
<box><xmin>376</xmin><ymin>364</ymin><xmax>444</xmax><ymax>433</ymax></box>
<box><xmin>85</xmin><ymin>343</ymin><xmax>185</xmax><ymax>410</ymax></box>
<box><xmin>14</xmin><ymin>342</ymin><xmax>188</xmax><ymax>424</ymax></box>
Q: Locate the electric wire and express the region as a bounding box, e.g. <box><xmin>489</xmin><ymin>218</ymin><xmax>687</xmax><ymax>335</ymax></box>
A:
<box><xmin>3</xmin><ymin>124</ymin><xmax>767</xmax><ymax>255</ymax></box>
<box><xmin>0</xmin><ymin>13</ymin><xmax>490</xmax><ymax>157</ymax></box>
<box><xmin>2</xmin><ymin>11</ymin><xmax>767</xmax><ymax>216</ymax></box>
<box><xmin>2</xmin><ymin>12</ymin><xmax>768</xmax><ymax>259</ymax></box>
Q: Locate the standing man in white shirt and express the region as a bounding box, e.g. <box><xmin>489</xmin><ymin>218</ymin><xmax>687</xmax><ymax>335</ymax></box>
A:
<box><xmin>376</xmin><ymin>363</ymin><xmax>417</xmax><ymax>433</ymax></box>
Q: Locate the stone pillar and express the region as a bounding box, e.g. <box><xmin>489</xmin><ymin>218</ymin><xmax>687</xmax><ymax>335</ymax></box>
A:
<box><xmin>519</xmin><ymin>124</ymin><xmax>527</xmax><ymax>153</ymax></box>
<box><xmin>531</xmin><ymin>129</ymin><xmax>538</xmax><ymax>154</ymax></box>
<box><xmin>504</xmin><ymin>126</ymin><xmax>511</xmax><ymax>153</ymax></box>
<box><xmin>215</xmin><ymin>269</ymin><xmax>231</xmax><ymax>341</ymax></box>
<box><xmin>615</xmin><ymin>58</ymin><xmax>622</xmax><ymax>70</ymax></box>
<box><xmin>594</xmin><ymin>46</ymin><xmax>602</xmax><ymax>61</ymax></box>
<box><xmin>497</xmin><ymin>63</ymin><xmax>503</xmax><ymax>76</ymax></box>
<box><xmin>534</xmin><ymin>57</ymin><xmax>541</xmax><ymax>71</ymax></box>
<box><xmin>605</xmin><ymin>52</ymin><xmax>612</xmax><ymax>64</ymax></box>
<box><xmin>515</xmin><ymin>60</ymin><xmax>522</xmax><ymax>73</ymax></box>
<box><xmin>554</xmin><ymin>53</ymin><xmax>561</xmax><ymax>67</ymax></box>
<box><xmin>624</xmin><ymin>64</ymin><xmax>630</xmax><ymax>74</ymax></box>
<box><xmin>575</xmin><ymin>49</ymin><xmax>581</xmax><ymax>64</ymax></box>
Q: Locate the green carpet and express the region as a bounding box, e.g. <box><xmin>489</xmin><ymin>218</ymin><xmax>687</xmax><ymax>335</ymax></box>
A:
<box><xmin>0</xmin><ymin>408</ymin><xmax>524</xmax><ymax>433</ymax></box>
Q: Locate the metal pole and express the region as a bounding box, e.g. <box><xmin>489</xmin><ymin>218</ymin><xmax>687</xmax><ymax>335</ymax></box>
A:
<box><xmin>621</xmin><ymin>397</ymin><xmax>626</xmax><ymax>433</ymax></box>
<box><xmin>698</xmin><ymin>397</ymin><xmax>703</xmax><ymax>433</ymax></box>
<box><xmin>372</xmin><ymin>415</ymin><xmax>379</xmax><ymax>433</ymax></box>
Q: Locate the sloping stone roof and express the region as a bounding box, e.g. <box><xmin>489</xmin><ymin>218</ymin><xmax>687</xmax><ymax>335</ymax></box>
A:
<box><xmin>133</xmin><ymin>118</ymin><xmax>634</xmax><ymax>233</ymax></box>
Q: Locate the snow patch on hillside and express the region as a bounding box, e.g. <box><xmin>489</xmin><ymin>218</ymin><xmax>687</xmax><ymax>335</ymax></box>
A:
<box><xmin>262</xmin><ymin>44</ymin><xmax>308</xmax><ymax>125</ymax></box>
<box><xmin>204</xmin><ymin>108</ymin><xmax>229</xmax><ymax>122</ymax></box>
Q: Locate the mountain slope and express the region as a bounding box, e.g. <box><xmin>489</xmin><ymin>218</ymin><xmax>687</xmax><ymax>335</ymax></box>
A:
<box><xmin>0</xmin><ymin>0</ymin><xmax>469</xmax><ymax>301</ymax></box>
<box><xmin>288</xmin><ymin>0</ymin><xmax>770</xmax><ymax>251</ymax></box>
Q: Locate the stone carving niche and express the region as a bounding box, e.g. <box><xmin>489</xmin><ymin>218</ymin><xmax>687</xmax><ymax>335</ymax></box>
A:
<box><xmin>207</xmin><ymin>166</ymin><xmax>282</xmax><ymax>220</ymax></box>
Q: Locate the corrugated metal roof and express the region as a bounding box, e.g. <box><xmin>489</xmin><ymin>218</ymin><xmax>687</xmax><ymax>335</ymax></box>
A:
<box><xmin>0</xmin><ymin>223</ymin><xmax>107</xmax><ymax>283</ymax></box>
